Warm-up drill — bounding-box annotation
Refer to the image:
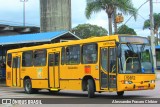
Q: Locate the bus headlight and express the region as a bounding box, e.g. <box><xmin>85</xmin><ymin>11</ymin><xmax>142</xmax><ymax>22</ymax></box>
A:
<box><xmin>122</xmin><ymin>80</ymin><xmax>133</xmax><ymax>84</ymax></box>
<box><xmin>150</xmin><ymin>80</ymin><xmax>155</xmax><ymax>83</ymax></box>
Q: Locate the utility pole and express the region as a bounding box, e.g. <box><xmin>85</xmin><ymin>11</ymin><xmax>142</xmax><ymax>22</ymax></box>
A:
<box><xmin>150</xmin><ymin>0</ymin><xmax>156</xmax><ymax>70</ymax></box>
<box><xmin>20</xmin><ymin>0</ymin><xmax>28</xmax><ymax>26</ymax></box>
<box><xmin>114</xmin><ymin>7</ymin><xmax>118</xmax><ymax>34</ymax></box>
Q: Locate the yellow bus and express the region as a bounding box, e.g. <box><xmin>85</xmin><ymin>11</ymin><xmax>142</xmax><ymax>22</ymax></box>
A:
<box><xmin>6</xmin><ymin>35</ymin><xmax>155</xmax><ymax>98</ymax></box>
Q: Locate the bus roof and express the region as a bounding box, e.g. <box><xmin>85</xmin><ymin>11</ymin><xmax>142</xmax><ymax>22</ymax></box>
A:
<box><xmin>7</xmin><ymin>35</ymin><xmax>148</xmax><ymax>53</ymax></box>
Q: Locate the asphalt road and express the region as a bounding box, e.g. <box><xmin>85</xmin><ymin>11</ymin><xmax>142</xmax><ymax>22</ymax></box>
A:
<box><xmin>0</xmin><ymin>78</ymin><xmax>160</xmax><ymax>98</ymax></box>
<box><xmin>0</xmin><ymin>71</ymin><xmax>160</xmax><ymax>106</ymax></box>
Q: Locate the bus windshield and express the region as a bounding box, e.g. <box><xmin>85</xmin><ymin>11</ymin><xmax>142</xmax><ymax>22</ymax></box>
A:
<box><xmin>119</xmin><ymin>43</ymin><xmax>154</xmax><ymax>74</ymax></box>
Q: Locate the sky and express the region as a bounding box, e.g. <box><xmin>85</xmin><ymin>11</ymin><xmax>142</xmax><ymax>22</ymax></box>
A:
<box><xmin>0</xmin><ymin>0</ymin><xmax>160</xmax><ymax>37</ymax></box>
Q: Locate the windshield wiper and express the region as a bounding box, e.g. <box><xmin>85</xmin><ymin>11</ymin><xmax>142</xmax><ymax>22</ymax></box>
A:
<box><xmin>126</xmin><ymin>42</ymin><xmax>134</xmax><ymax>52</ymax></box>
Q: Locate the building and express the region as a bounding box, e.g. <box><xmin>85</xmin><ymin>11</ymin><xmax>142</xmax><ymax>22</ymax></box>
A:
<box><xmin>40</xmin><ymin>0</ymin><xmax>71</xmax><ymax>32</ymax></box>
<box><xmin>0</xmin><ymin>24</ymin><xmax>40</xmax><ymax>36</ymax></box>
<box><xmin>0</xmin><ymin>30</ymin><xmax>80</xmax><ymax>79</ymax></box>
<box><xmin>0</xmin><ymin>30</ymin><xmax>80</xmax><ymax>62</ymax></box>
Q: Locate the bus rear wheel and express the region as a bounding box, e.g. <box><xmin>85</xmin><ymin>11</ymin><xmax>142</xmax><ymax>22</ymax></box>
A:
<box><xmin>87</xmin><ymin>79</ymin><xmax>95</xmax><ymax>98</ymax></box>
<box><xmin>117</xmin><ymin>91</ymin><xmax>124</xmax><ymax>96</ymax></box>
<box><xmin>24</xmin><ymin>79</ymin><xmax>35</xmax><ymax>94</ymax></box>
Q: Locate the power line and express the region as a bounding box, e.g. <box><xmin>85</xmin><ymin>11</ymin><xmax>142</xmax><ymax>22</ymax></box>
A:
<box><xmin>117</xmin><ymin>0</ymin><xmax>149</xmax><ymax>32</ymax></box>
<box><xmin>0</xmin><ymin>19</ymin><xmax>39</xmax><ymax>27</ymax></box>
<box><xmin>124</xmin><ymin>0</ymin><xmax>149</xmax><ymax>25</ymax></box>
<box><xmin>137</xmin><ymin>13</ymin><xmax>147</xmax><ymax>21</ymax></box>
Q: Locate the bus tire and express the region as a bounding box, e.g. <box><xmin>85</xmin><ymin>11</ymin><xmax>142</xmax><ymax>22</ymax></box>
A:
<box><xmin>87</xmin><ymin>79</ymin><xmax>95</xmax><ymax>98</ymax></box>
<box><xmin>24</xmin><ymin>79</ymin><xmax>34</xmax><ymax>94</ymax></box>
<box><xmin>49</xmin><ymin>90</ymin><xmax>60</xmax><ymax>94</ymax></box>
<box><xmin>117</xmin><ymin>91</ymin><xmax>124</xmax><ymax>96</ymax></box>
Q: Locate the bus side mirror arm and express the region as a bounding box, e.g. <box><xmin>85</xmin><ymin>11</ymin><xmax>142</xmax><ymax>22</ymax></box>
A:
<box><xmin>116</xmin><ymin>42</ymin><xmax>120</xmax><ymax>47</ymax></box>
<box><xmin>116</xmin><ymin>42</ymin><xmax>121</xmax><ymax>58</ymax></box>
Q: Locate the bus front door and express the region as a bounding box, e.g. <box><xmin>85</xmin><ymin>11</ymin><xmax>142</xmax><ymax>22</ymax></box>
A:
<box><xmin>48</xmin><ymin>52</ymin><xmax>60</xmax><ymax>88</ymax></box>
<box><xmin>108</xmin><ymin>48</ymin><xmax>117</xmax><ymax>91</ymax></box>
<box><xmin>100</xmin><ymin>47</ymin><xmax>117</xmax><ymax>91</ymax></box>
<box><xmin>100</xmin><ymin>48</ymin><xmax>109</xmax><ymax>89</ymax></box>
<box><xmin>12</xmin><ymin>56</ymin><xmax>21</xmax><ymax>87</ymax></box>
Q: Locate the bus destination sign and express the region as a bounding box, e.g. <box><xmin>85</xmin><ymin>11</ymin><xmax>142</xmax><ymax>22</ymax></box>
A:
<box><xmin>119</xmin><ymin>36</ymin><xmax>149</xmax><ymax>44</ymax></box>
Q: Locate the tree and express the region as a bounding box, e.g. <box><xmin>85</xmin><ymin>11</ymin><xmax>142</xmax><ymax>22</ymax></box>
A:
<box><xmin>118</xmin><ymin>24</ymin><xmax>137</xmax><ymax>35</ymax></box>
<box><xmin>143</xmin><ymin>13</ymin><xmax>160</xmax><ymax>45</ymax></box>
<box><xmin>148</xmin><ymin>36</ymin><xmax>159</xmax><ymax>46</ymax></box>
<box><xmin>85</xmin><ymin>0</ymin><xmax>137</xmax><ymax>35</ymax></box>
<box><xmin>72</xmin><ymin>24</ymin><xmax>108</xmax><ymax>39</ymax></box>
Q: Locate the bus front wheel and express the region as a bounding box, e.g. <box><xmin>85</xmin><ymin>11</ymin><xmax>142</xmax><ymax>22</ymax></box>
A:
<box><xmin>87</xmin><ymin>79</ymin><xmax>95</xmax><ymax>98</ymax></box>
<box><xmin>24</xmin><ymin>79</ymin><xmax>34</xmax><ymax>94</ymax></box>
<box><xmin>117</xmin><ymin>91</ymin><xmax>124</xmax><ymax>96</ymax></box>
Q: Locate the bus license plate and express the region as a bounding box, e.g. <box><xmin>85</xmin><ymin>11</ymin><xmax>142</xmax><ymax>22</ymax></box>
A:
<box><xmin>138</xmin><ymin>86</ymin><xmax>144</xmax><ymax>90</ymax></box>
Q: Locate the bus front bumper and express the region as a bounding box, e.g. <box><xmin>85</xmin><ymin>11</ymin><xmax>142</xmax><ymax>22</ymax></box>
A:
<box><xmin>117</xmin><ymin>82</ymin><xmax>155</xmax><ymax>91</ymax></box>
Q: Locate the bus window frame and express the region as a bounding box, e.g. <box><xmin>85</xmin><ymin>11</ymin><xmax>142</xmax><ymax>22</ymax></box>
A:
<box><xmin>82</xmin><ymin>43</ymin><xmax>98</xmax><ymax>64</ymax></box>
<box><xmin>61</xmin><ymin>47</ymin><xmax>65</xmax><ymax>65</ymax></box>
<box><xmin>109</xmin><ymin>47</ymin><xmax>117</xmax><ymax>73</ymax></box>
<box><xmin>7</xmin><ymin>53</ymin><xmax>12</xmax><ymax>68</ymax></box>
<box><xmin>65</xmin><ymin>45</ymin><xmax>81</xmax><ymax>65</ymax></box>
<box><xmin>49</xmin><ymin>53</ymin><xmax>60</xmax><ymax>66</ymax></box>
<box><xmin>33</xmin><ymin>49</ymin><xmax>47</xmax><ymax>67</ymax></box>
<box><xmin>22</xmin><ymin>50</ymin><xmax>33</xmax><ymax>67</ymax></box>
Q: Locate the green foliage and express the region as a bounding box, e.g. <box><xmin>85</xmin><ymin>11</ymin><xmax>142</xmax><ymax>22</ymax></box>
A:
<box><xmin>85</xmin><ymin>0</ymin><xmax>137</xmax><ymax>19</ymax></box>
<box><xmin>141</xmin><ymin>51</ymin><xmax>150</xmax><ymax>62</ymax></box>
<box><xmin>117</xmin><ymin>24</ymin><xmax>137</xmax><ymax>35</ymax></box>
<box><xmin>72</xmin><ymin>24</ymin><xmax>108</xmax><ymax>39</ymax></box>
<box><xmin>147</xmin><ymin>36</ymin><xmax>159</xmax><ymax>46</ymax></box>
<box><xmin>85</xmin><ymin>0</ymin><xmax>137</xmax><ymax>35</ymax></box>
<box><xmin>143</xmin><ymin>13</ymin><xmax>160</xmax><ymax>34</ymax></box>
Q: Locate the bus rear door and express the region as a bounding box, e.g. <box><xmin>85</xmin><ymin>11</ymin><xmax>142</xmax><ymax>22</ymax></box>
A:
<box><xmin>108</xmin><ymin>47</ymin><xmax>117</xmax><ymax>91</ymax></box>
<box><xmin>12</xmin><ymin>55</ymin><xmax>21</xmax><ymax>87</ymax></box>
<box><xmin>48</xmin><ymin>48</ymin><xmax>60</xmax><ymax>88</ymax></box>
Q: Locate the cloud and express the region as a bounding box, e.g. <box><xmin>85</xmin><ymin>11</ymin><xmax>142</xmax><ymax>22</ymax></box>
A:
<box><xmin>71</xmin><ymin>0</ymin><xmax>153</xmax><ymax>37</ymax></box>
<box><xmin>0</xmin><ymin>0</ymin><xmax>159</xmax><ymax>37</ymax></box>
<box><xmin>0</xmin><ymin>0</ymin><xmax>40</xmax><ymax>26</ymax></box>
<box><xmin>86</xmin><ymin>11</ymin><xmax>108</xmax><ymax>29</ymax></box>
<box><xmin>135</xmin><ymin>29</ymin><xmax>150</xmax><ymax>37</ymax></box>
<box><xmin>0</xmin><ymin>0</ymin><xmax>22</xmax><ymax>11</ymax></box>
<box><xmin>71</xmin><ymin>0</ymin><xmax>87</xmax><ymax>28</ymax></box>
<box><xmin>72</xmin><ymin>0</ymin><xmax>109</xmax><ymax>30</ymax></box>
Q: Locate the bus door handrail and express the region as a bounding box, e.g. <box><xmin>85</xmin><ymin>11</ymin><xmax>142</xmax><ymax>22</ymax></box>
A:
<box><xmin>123</xmin><ymin>57</ymin><xmax>138</xmax><ymax>71</ymax></box>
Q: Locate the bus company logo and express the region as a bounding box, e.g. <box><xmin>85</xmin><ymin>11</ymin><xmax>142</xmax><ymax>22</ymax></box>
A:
<box><xmin>2</xmin><ymin>99</ymin><xmax>12</xmax><ymax>104</ymax></box>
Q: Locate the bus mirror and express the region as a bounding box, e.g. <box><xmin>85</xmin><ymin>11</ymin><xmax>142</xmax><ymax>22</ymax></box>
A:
<box><xmin>118</xmin><ymin>48</ymin><xmax>121</xmax><ymax>58</ymax></box>
<box><xmin>117</xmin><ymin>43</ymin><xmax>121</xmax><ymax>58</ymax></box>
<box><xmin>116</xmin><ymin>42</ymin><xmax>120</xmax><ymax>47</ymax></box>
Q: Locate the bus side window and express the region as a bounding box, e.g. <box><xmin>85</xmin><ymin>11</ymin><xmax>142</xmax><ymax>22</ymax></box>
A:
<box><xmin>61</xmin><ymin>47</ymin><xmax>65</xmax><ymax>65</ymax></box>
<box><xmin>66</xmin><ymin>45</ymin><xmax>80</xmax><ymax>65</ymax></box>
<box><xmin>49</xmin><ymin>53</ymin><xmax>59</xmax><ymax>66</ymax></box>
<box><xmin>22</xmin><ymin>51</ymin><xmax>33</xmax><ymax>67</ymax></box>
<box><xmin>49</xmin><ymin>54</ymin><xmax>54</xmax><ymax>66</ymax></box>
<box><xmin>7</xmin><ymin>53</ymin><xmax>12</xmax><ymax>68</ymax></box>
<box><xmin>54</xmin><ymin>53</ymin><xmax>59</xmax><ymax>66</ymax></box>
<box><xmin>34</xmin><ymin>49</ymin><xmax>47</xmax><ymax>66</ymax></box>
<box><xmin>82</xmin><ymin>43</ymin><xmax>97</xmax><ymax>64</ymax></box>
